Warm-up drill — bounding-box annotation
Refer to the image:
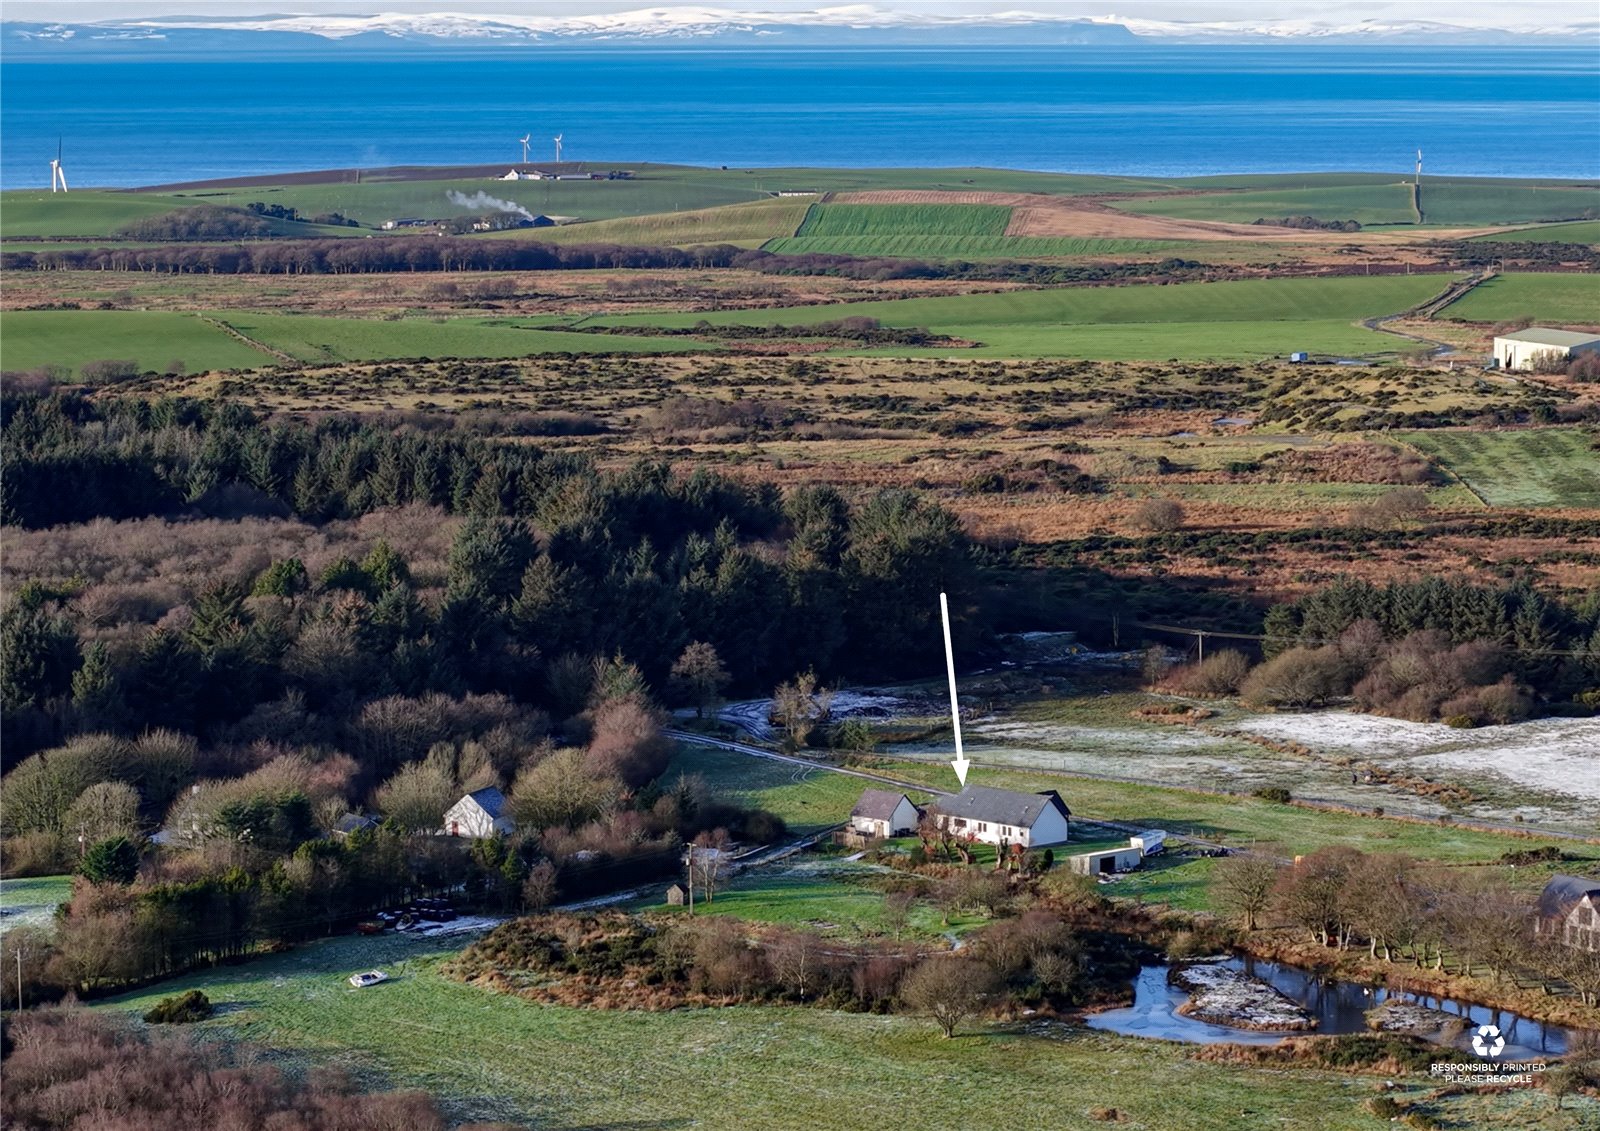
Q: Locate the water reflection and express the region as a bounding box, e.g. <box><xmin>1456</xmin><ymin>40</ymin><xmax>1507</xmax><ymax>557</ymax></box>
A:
<box><xmin>1085</xmin><ymin>958</ymin><xmax>1572</xmax><ymax>1060</ymax></box>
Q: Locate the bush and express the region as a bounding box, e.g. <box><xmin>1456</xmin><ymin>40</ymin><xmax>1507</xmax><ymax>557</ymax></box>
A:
<box><xmin>78</xmin><ymin>835</ymin><xmax>140</xmax><ymax>885</ymax></box>
<box><xmin>1253</xmin><ymin>787</ymin><xmax>1292</xmax><ymax>804</ymax></box>
<box><xmin>1164</xmin><ymin>649</ymin><xmax>1252</xmax><ymax>697</ymax></box>
<box><xmin>1131</xmin><ymin>497</ymin><xmax>1184</xmax><ymax>533</ymax></box>
<box><xmin>1239</xmin><ymin>646</ymin><xmax>1349</xmax><ymax>708</ymax></box>
<box><xmin>143</xmin><ymin>989</ymin><xmax>213</xmax><ymax>1024</ymax></box>
<box><xmin>78</xmin><ymin>359</ymin><xmax>141</xmax><ymax>385</ymax></box>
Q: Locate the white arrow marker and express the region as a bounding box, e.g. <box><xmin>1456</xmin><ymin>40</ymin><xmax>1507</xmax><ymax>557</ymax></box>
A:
<box><xmin>940</xmin><ymin>592</ymin><xmax>970</xmax><ymax>787</ymax></box>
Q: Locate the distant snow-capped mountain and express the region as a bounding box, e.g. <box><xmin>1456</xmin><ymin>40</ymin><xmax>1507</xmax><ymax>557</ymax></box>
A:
<box><xmin>5</xmin><ymin>6</ymin><xmax>1594</xmax><ymax>51</ymax></box>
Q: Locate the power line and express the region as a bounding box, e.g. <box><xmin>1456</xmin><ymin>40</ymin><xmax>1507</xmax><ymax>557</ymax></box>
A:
<box><xmin>1131</xmin><ymin>621</ymin><xmax>1593</xmax><ymax>658</ymax></box>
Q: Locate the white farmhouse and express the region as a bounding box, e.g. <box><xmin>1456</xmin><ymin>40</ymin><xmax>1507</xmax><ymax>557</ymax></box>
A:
<box><xmin>1492</xmin><ymin>328</ymin><xmax>1600</xmax><ymax>371</ymax></box>
<box><xmin>1536</xmin><ymin>874</ymin><xmax>1600</xmax><ymax>953</ymax></box>
<box><xmin>848</xmin><ymin>789</ymin><xmax>922</xmax><ymax>839</ymax></box>
<box><xmin>930</xmin><ymin>785</ymin><xmax>1071</xmax><ymax>848</ymax></box>
<box><xmin>443</xmin><ymin>787</ymin><xmax>514</xmax><ymax>838</ymax></box>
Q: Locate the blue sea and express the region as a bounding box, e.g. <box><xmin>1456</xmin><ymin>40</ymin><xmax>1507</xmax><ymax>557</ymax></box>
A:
<box><xmin>1</xmin><ymin>46</ymin><xmax>1597</xmax><ymax>188</ymax></box>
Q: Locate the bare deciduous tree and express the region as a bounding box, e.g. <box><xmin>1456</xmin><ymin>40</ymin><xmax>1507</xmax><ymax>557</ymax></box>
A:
<box><xmin>1212</xmin><ymin>853</ymin><xmax>1281</xmax><ymax>932</ymax></box>
<box><xmin>771</xmin><ymin>669</ymin><xmax>833</xmax><ymax>749</ymax></box>
<box><xmin>899</xmin><ymin>957</ymin><xmax>1001</xmax><ymax>1039</ymax></box>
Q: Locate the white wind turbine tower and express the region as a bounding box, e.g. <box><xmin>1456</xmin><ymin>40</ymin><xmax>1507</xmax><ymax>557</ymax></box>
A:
<box><xmin>553</xmin><ymin>133</ymin><xmax>564</xmax><ymax>165</ymax></box>
<box><xmin>519</xmin><ymin>134</ymin><xmax>531</xmax><ymax>164</ymax></box>
<box><xmin>50</xmin><ymin>138</ymin><xmax>69</xmax><ymax>193</ymax></box>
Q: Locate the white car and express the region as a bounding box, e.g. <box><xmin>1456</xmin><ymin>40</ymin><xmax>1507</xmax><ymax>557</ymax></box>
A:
<box><xmin>348</xmin><ymin>970</ymin><xmax>389</xmax><ymax>988</ymax></box>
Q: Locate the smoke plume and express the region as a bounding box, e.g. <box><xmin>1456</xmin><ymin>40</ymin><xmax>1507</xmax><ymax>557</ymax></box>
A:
<box><xmin>446</xmin><ymin>190</ymin><xmax>534</xmax><ymax>220</ymax></box>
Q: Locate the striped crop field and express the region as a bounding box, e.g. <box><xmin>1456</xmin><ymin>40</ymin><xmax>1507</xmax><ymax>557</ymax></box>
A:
<box><xmin>1402</xmin><ymin>429</ymin><xmax>1600</xmax><ymax>508</ymax></box>
<box><xmin>512</xmin><ymin>198</ymin><xmax>813</xmax><ymax>247</ymax></box>
<box><xmin>794</xmin><ymin>202</ymin><xmax>1012</xmax><ymax>237</ymax></box>
<box><xmin>763</xmin><ymin>234</ymin><xmax>1186</xmax><ymax>258</ymax></box>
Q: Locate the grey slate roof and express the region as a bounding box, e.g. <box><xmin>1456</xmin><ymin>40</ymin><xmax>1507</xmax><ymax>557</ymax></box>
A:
<box><xmin>333</xmin><ymin>812</ymin><xmax>379</xmax><ymax>836</ymax></box>
<box><xmin>1496</xmin><ymin>328</ymin><xmax>1600</xmax><ymax>348</ymax></box>
<box><xmin>852</xmin><ymin>789</ymin><xmax>912</xmax><ymax>821</ymax></box>
<box><xmin>1538</xmin><ymin>874</ymin><xmax>1600</xmax><ymax>919</ymax></box>
<box><xmin>933</xmin><ymin>785</ymin><xmax>1070</xmax><ymax>828</ymax></box>
<box><xmin>466</xmin><ymin>786</ymin><xmax>508</xmax><ymax>819</ymax></box>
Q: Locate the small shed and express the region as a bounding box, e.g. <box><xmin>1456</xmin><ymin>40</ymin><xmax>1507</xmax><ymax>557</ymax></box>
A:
<box><xmin>849</xmin><ymin>789</ymin><xmax>922</xmax><ymax>839</ymax></box>
<box><xmin>1068</xmin><ymin>843</ymin><xmax>1144</xmax><ymax>876</ymax></box>
<box><xmin>443</xmin><ymin>787</ymin><xmax>515</xmax><ymax>838</ymax></box>
<box><xmin>1289</xmin><ymin>351</ymin><xmax>1310</xmax><ymax>363</ymax></box>
<box><xmin>665</xmin><ymin>882</ymin><xmax>690</xmax><ymax>906</ymax></box>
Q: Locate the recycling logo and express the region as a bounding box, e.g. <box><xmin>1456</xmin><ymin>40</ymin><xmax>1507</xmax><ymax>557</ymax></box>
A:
<box><xmin>1471</xmin><ymin>1024</ymin><xmax>1506</xmax><ymax>1058</ymax></box>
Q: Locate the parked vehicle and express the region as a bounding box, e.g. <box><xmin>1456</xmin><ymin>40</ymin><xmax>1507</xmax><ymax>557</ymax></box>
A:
<box><xmin>1130</xmin><ymin>830</ymin><xmax>1167</xmax><ymax>857</ymax></box>
<box><xmin>347</xmin><ymin>970</ymin><xmax>389</xmax><ymax>988</ymax></box>
<box><xmin>355</xmin><ymin>921</ymin><xmax>386</xmax><ymax>936</ymax></box>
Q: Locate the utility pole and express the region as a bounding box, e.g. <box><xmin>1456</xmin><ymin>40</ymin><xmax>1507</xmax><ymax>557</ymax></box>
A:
<box><xmin>1197</xmin><ymin>631</ymin><xmax>1206</xmax><ymax>665</ymax></box>
<box><xmin>16</xmin><ymin>946</ymin><xmax>26</xmax><ymax>1016</ymax></box>
<box><xmin>684</xmin><ymin>843</ymin><xmax>695</xmax><ymax>916</ymax></box>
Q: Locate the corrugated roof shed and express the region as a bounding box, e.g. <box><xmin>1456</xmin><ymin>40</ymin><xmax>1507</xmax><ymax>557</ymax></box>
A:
<box><xmin>1496</xmin><ymin>328</ymin><xmax>1600</xmax><ymax>348</ymax></box>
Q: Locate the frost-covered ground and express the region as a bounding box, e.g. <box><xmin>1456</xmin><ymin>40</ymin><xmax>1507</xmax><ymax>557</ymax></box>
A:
<box><xmin>1170</xmin><ymin>961</ymin><xmax>1316</xmax><ymax>1031</ymax></box>
<box><xmin>1231</xmin><ymin>714</ymin><xmax>1600</xmax><ymax>806</ymax></box>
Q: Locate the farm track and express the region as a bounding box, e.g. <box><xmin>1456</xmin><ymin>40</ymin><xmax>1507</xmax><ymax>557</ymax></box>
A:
<box><xmin>199</xmin><ymin>314</ymin><xmax>298</xmax><ymax>363</ymax></box>
<box><xmin>1359</xmin><ymin>270</ymin><xmax>1493</xmax><ymax>358</ymax></box>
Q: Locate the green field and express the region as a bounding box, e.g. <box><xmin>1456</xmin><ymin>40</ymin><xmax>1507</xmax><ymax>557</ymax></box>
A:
<box><xmin>1469</xmin><ymin>220</ymin><xmax>1600</xmax><ymax>245</ymax></box>
<box><xmin>510</xmin><ymin>198</ymin><xmax>812</xmax><ymax>247</ymax></box>
<box><xmin>595</xmin><ymin>273</ymin><xmax>1454</xmax><ymax>359</ymax></box>
<box><xmin>226</xmin><ymin>312</ymin><xmax>719</xmax><ymax>363</ymax></box>
<box><xmin>0</xmin><ymin>191</ymin><xmax>207</xmax><ymax>238</ymax></box>
<box><xmin>0</xmin><ymin>190</ymin><xmax>370</xmax><ymax>241</ymax></box>
<box><xmin>1414</xmin><ymin>184</ymin><xmax>1600</xmax><ymax>227</ymax></box>
<box><xmin>663</xmin><ymin>740</ymin><xmax>893</xmax><ymax>834</ymax></box>
<box><xmin>0</xmin><ymin>311</ymin><xmax>272</xmax><ymax>376</ymax></box>
<box><xmin>1402</xmin><ymin>429</ymin><xmax>1600</xmax><ymax>508</ymax></box>
<box><xmin>866</xmin><ymin>759</ymin><xmax>1542</xmax><ymax>864</ymax></box>
<box><xmin>0</xmin><ymin>874</ymin><xmax>73</xmax><ymax>935</ymax></box>
<box><xmin>1115</xmin><ymin>179</ymin><xmax>1600</xmax><ymax>227</ymax></box>
<box><xmin>1435</xmin><ymin>272</ymin><xmax>1600</xmax><ymax>324</ymax></box>
<box><xmin>795</xmin><ymin>203</ymin><xmax>1013</xmax><ymax>237</ymax></box>
<box><xmin>97</xmin><ymin>927</ymin><xmax>1419</xmax><ymax>1131</ymax></box>
<box><xmin>1113</xmin><ymin>184</ymin><xmax>1418</xmax><ymax>226</ymax></box>
<box><xmin>764</xmin><ymin>235</ymin><xmax>1187</xmax><ymax>258</ymax></box>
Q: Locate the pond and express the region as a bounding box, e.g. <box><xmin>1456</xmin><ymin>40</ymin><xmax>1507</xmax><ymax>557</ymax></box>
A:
<box><xmin>1085</xmin><ymin>957</ymin><xmax>1575</xmax><ymax>1059</ymax></box>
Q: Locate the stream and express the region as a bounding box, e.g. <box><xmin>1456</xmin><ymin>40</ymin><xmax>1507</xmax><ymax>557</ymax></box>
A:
<box><xmin>1086</xmin><ymin>957</ymin><xmax>1575</xmax><ymax>1059</ymax></box>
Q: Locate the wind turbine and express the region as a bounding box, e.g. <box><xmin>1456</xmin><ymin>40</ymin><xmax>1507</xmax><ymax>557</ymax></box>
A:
<box><xmin>518</xmin><ymin>134</ymin><xmax>531</xmax><ymax>164</ymax></box>
<box><xmin>50</xmin><ymin>138</ymin><xmax>68</xmax><ymax>193</ymax></box>
<box><xmin>553</xmin><ymin>133</ymin><xmax>563</xmax><ymax>166</ymax></box>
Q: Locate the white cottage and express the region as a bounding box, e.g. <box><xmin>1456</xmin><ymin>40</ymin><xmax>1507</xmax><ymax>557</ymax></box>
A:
<box><xmin>849</xmin><ymin>789</ymin><xmax>922</xmax><ymax>839</ymax></box>
<box><xmin>443</xmin><ymin>787</ymin><xmax>515</xmax><ymax>838</ymax></box>
<box><xmin>930</xmin><ymin>785</ymin><xmax>1071</xmax><ymax>848</ymax></box>
<box><xmin>1536</xmin><ymin>874</ymin><xmax>1600</xmax><ymax>953</ymax></box>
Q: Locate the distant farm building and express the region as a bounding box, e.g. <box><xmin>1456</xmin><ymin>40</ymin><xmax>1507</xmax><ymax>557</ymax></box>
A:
<box><xmin>501</xmin><ymin>169</ymin><xmax>533</xmax><ymax>180</ymax></box>
<box><xmin>1492</xmin><ymin>328</ymin><xmax>1600</xmax><ymax>371</ymax></box>
<box><xmin>1068</xmin><ymin>841</ymin><xmax>1145</xmax><ymax>876</ymax></box>
<box><xmin>444</xmin><ymin>787</ymin><xmax>514</xmax><ymax>838</ymax></box>
<box><xmin>1536</xmin><ymin>874</ymin><xmax>1600</xmax><ymax>952</ymax></box>
<box><xmin>773</xmin><ymin>190</ymin><xmax>819</xmax><ymax>197</ymax></box>
<box><xmin>331</xmin><ymin>813</ymin><xmax>380</xmax><ymax>839</ymax></box>
<box><xmin>849</xmin><ymin>790</ymin><xmax>922</xmax><ymax>839</ymax></box>
<box><xmin>380</xmin><ymin>217</ymin><xmax>436</xmax><ymax>230</ymax></box>
<box><xmin>929</xmin><ymin>785</ymin><xmax>1071</xmax><ymax>848</ymax></box>
<box><xmin>665</xmin><ymin>882</ymin><xmax>690</xmax><ymax>906</ymax></box>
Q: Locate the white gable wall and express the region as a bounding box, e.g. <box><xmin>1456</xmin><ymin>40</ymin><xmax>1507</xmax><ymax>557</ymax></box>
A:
<box><xmin>443</xmin><ymin>796</ymin><xmax>514</xmax><ymax>838</ymax></box>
